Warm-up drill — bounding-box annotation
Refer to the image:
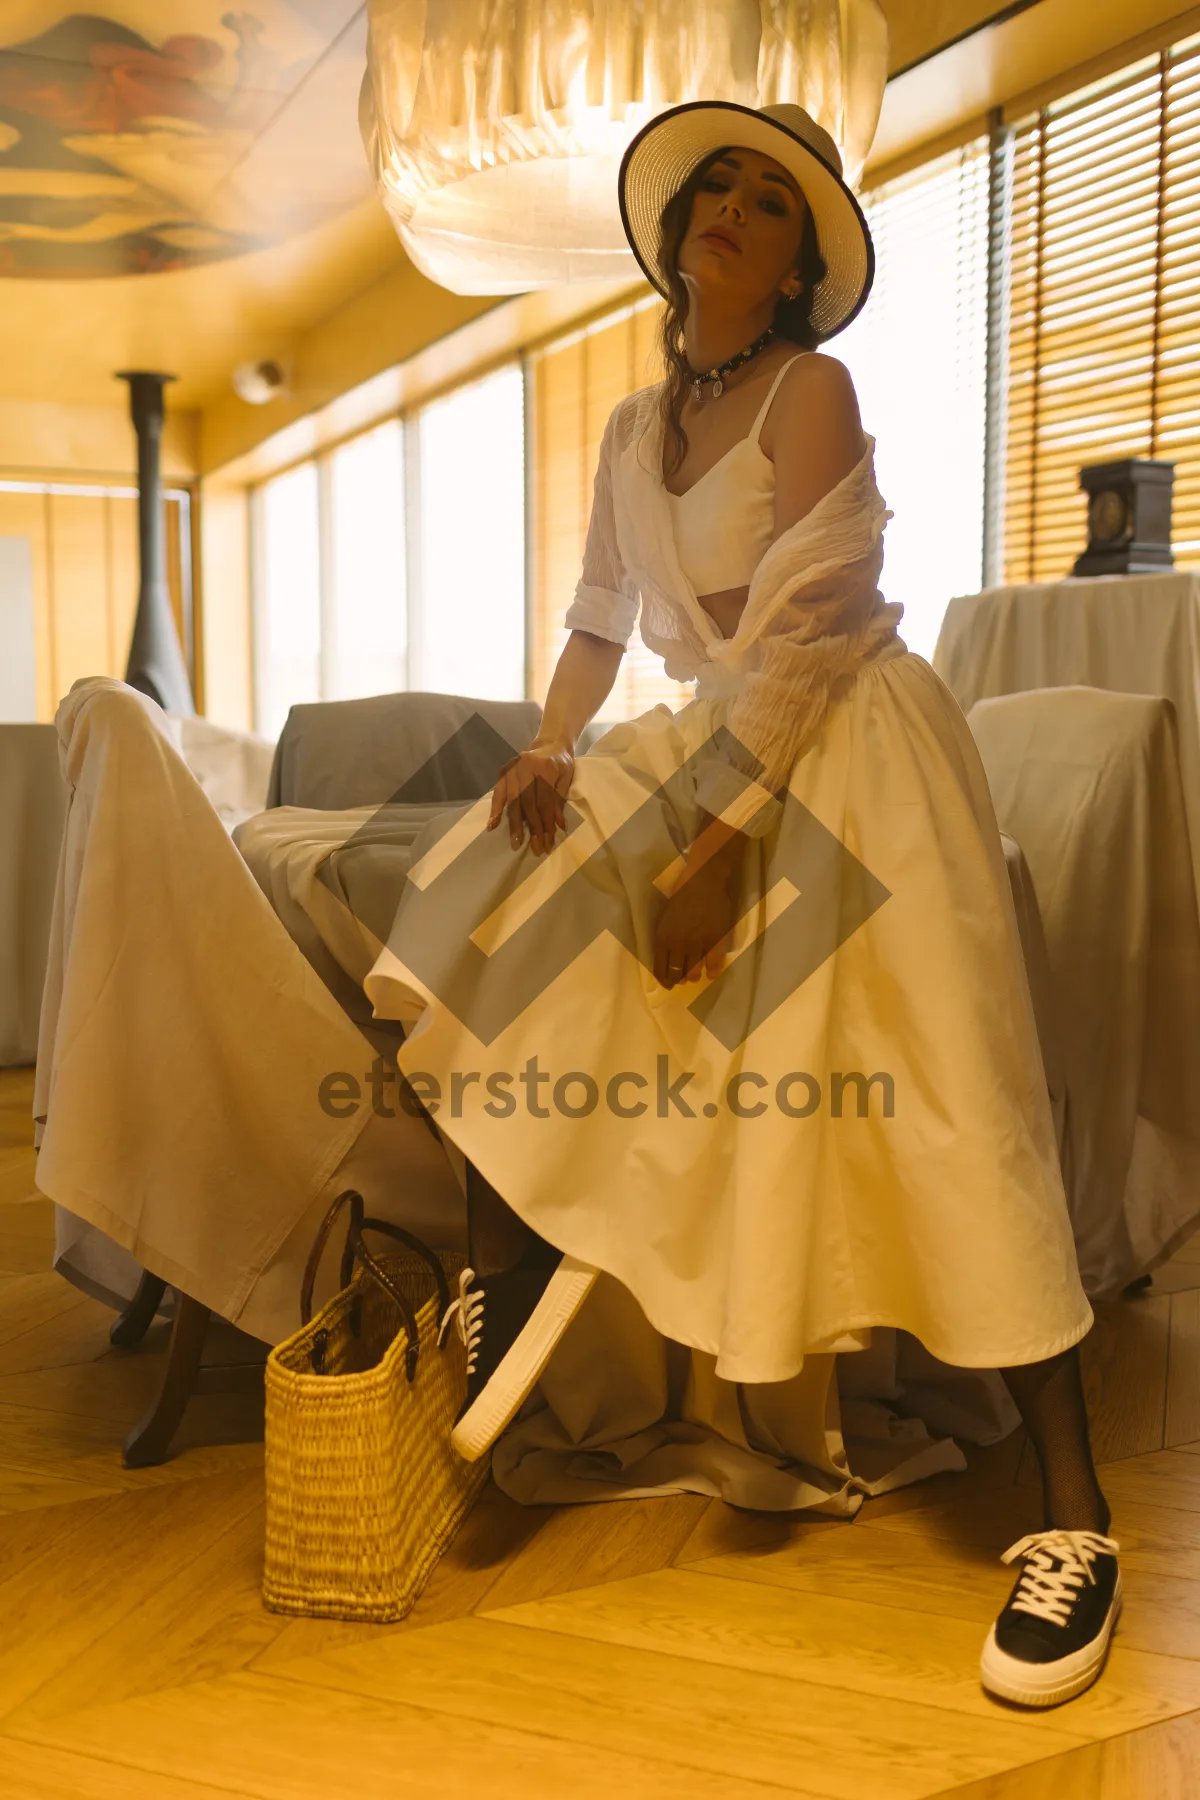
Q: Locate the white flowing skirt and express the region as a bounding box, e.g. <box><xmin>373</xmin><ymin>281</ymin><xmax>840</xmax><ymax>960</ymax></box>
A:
<box><xmin>365</xmin><ymin>644</ymin><xmax>1093</xmax><ymax>1391</ymax></box>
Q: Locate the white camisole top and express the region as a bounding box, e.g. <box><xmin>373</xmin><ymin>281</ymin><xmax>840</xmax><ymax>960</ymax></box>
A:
<box><xmin>665</xmin><ymin>352</ymin><xmax>804</xmax><ymax>597</ymax></box>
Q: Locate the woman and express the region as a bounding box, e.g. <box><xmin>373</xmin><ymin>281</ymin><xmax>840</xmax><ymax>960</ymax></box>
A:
<box><xmin>365</xmin><ymin>100</ymin><xmax>1119</xmax><ymax>1708</ymax></box>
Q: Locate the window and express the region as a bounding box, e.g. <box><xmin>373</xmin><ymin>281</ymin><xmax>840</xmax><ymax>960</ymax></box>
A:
<box><xmin>254</xmin><ymin>462</ymin><xmax>321</xmax><ymax>742</ymax></box>
<box><xmin>327</xmin><ymin>421</ymin><xmax>406</xmax><ymax>704</ymax></box>
<box><xmin>838</xmin><ymin>141</ymin><xmax>990</xmax><ymax>659</ymax></box>
<box><xmin>410</xmin><ymin>364</ymin><xmax>526</xmax><ymax>700</ymax></box>
<box><xmin>252</xmin><ymin>367</ymin><xmax>527</xmax><ymax>736</ymax></box>
<box><xmin>1004</xmin><ymin>34</ymin><xmax>1200</xmax><ymax>581</ymax></box>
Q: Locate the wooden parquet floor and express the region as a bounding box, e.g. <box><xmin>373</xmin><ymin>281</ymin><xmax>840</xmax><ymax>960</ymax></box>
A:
<box><xmin>1</xmin><ymin>1065</ymin><xmax>1198</xmax><ymax>1798</ymax></box>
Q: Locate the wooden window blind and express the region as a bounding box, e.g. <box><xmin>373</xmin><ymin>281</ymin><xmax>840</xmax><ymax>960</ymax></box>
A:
<box><xmin>528</xmin><ymin>296</ymin><xmax>696</xmax><ymax>720</ymax></box>
<box><xmin>1004</xmin><ymin>32</ymin><xmax>1200</xmax><ymax>582</ymax></box>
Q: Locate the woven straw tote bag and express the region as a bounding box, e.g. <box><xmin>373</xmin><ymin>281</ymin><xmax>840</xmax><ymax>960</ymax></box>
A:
<box><xmin>263</xmin><ymin>1189</ymin><xmax>488</xmax><ymax>1622</ymax></box>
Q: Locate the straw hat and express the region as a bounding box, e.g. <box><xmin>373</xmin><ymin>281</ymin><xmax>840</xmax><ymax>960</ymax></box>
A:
<box><xmin>618</xmin><ymin>100</ymin><xmax>874</xmax><ymax>339</ymax></box>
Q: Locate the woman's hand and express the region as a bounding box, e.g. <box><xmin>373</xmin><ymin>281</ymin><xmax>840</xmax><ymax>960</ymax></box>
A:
<box><xmin>487</xmin><ymin>738</ymin><xmax>575</xmax><ymax>855</ymax></box>
<box><xmin>653</xmin><ymin>858</ymin><xmax>738</xmax><ymax>987</ymax></box>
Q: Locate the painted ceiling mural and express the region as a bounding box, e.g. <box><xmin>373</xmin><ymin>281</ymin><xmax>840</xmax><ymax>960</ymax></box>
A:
<box><xmin>0</xmin><ymin>5</ymin><xmax>360</xmax><ymax>277</ymax></box>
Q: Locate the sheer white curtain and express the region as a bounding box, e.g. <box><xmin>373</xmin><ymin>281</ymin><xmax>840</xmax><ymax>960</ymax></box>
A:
<box><xmin>837</xmin><ymin>140</ymin><xmax>990</xmax><ymax>660</ymax></box>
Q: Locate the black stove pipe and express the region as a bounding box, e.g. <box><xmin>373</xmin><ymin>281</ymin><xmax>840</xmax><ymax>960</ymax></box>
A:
<box><xmin>116</xmin><ymin>370</ymin><xmax>194</xmax><ymax>715</ymax></box>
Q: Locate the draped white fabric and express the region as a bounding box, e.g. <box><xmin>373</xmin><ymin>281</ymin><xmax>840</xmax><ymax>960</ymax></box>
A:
<box><xmin>34</xmin><ymin>679</ymin><xmax>465</xmax><ymax>1338</ymax></box>
<box><xmin>934</xmin><ymin>576</ymin><xmax>1200</xmax><ymax>1296</ymax></box>
<box><xmin>1</xmin><ymin>713</ymin><xmax>274</xmax><ymax>1072</ymax></box>
<box><xmin>968</xmin><ymin>687</ymin><xmax>1200</xmax><ymax>1299</ymax></box>
<box><xmin>360</xmin><ymin>0</ymin><xmax>889</xmax><ymax>291</ymax></box>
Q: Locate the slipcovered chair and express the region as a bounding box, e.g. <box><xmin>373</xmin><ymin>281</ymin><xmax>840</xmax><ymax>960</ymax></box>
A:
<box><xmin>265</xmin><ymin>689</ymin><xmax>547</xmax><ymax>810</ymax></box>
<box><xmin>966</xmin><ymin>686</ymin><xmax>1200</xmax><ymax>1297</ymax></box>
<box><xmin>996</xmin><ymin>828</ymin><xmax>1068</xmax><ymax>1174</ymax></box>
<box><xmin>243</xmin><ymin>691</ymin><xmax>548</xmax><ymax>1038</ymax></box>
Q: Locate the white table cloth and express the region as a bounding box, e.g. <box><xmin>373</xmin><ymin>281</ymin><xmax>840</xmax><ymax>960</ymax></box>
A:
<box><xmin>35</xmin><ymin>679</ymin><xmax>465</xmax><ymax>1340</ymax></box>
<box><xmin>0</xmin><ymin>725</ymin><xmax>67</xmax><ymax>1066</ymax></box>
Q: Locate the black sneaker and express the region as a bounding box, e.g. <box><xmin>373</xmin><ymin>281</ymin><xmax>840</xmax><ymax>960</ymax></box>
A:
<box><xmin>980</xmin><ymin>1529</ymin><xmax>1122</xmax><ymax>1707</ymax></box>
<box><xmin>437</xmin><ymin>1254</ymin><xmax>597</xmax><ymax>1462</ymax></box>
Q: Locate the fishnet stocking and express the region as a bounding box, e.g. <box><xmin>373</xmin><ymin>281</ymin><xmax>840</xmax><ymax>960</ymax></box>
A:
<box><xmin>1001</xmin><ymin>1347</ymin><xmax>1111</xmax><ymax>1534</ymax></box>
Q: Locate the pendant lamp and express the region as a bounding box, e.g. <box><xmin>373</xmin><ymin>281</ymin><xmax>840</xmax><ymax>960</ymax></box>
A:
<box><xmin>360</xmin><ymin>0</ymin><xmax>889</xmax><ymax>294</ymax></box>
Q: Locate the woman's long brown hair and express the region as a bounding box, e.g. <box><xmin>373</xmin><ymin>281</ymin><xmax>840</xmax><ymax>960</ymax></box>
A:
<box><xmin>656</xmin><ymin>147</ymin><xmax>828</xmax><ymax>479</ymax></box>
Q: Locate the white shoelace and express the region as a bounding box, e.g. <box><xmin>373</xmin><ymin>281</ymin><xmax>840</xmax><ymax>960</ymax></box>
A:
<box><xmin>438</xmin><ymin>1266</ymin><xmax>485</xmax><ymax>1376</ymax></box>
<box><xmin>1002</xmin><ymin>1529</ymin><xmax>1120</xmax><ymax>1628</ymax></box>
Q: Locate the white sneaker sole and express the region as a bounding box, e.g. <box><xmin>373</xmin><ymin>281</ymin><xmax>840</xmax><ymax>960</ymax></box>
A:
<box><xmin>980</xmin><ymin>1578</ymin><xmax>1122</xmax><ymax>1707</ymax></box>
<box><xmin>451</xmin><ymin>1257</ymin><xmax>598</xmax><ymax>1463</ymax></box>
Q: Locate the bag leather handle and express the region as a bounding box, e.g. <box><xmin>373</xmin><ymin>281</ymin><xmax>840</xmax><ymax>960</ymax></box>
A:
<box><xmin>299</xmin><ymin>1189</ymin><xmax>448</xmax><ymax>1383</ymax></box>
<box><xmin>301</xmin><ymin>1190</ymin><xmax>359</xmax><ymax>1327</ymax></box>
<box><xmin>346</xmin><ymin>1223</ymin><xmax>422</xmax><ymax>1382</ymax></box>
<box><xmin>358</xmin><ymin>1217</ymin><xmax>452</xmax><ymax>1319</ymax></box>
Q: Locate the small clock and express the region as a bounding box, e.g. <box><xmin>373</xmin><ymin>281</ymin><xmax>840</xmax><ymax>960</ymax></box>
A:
<box><xmin>1073</xmin><ymin>459</ymin><xmax>1174</xmax><ymax>577</ymax></box>
<box><xmin>1087</xmin><ymin>488</ymin><xmax>1128</xmax><ymax>545</ymax></box>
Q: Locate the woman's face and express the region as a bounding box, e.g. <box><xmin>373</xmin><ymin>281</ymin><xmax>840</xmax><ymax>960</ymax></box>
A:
<box><xmin>676</xmin><ymin>146</ymin><xmax>809</xmax><ymax>308</ymax></box>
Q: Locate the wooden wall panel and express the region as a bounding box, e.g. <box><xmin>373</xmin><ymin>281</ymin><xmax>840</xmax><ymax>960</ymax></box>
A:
<box><xmin>633</xmin><ymin>303</ymin><xmax>664</xmax><ymax>394</ymax></box>
<box><xmin>105</xmin><ymin>495</ymin><xmax>139</xmax><ymax>680</ymax></box>
<box><xmin>531</xmin><ymin>337</ymin><xmax>586</xmax><ymax>704</ymax></box>
<box><xmin>583</xmin><ymin>318</ymin><xmax>634</xmax><ymax>475</ymax></box>
<box><xmin>0</xmin><ymin>485</ymin><xmax>194</xmax><ymax>721</ymax></box>
<box><xmin>47</xmin><ymin>494</ymin><xmax>110</xmax><ymax>700</ymax></box>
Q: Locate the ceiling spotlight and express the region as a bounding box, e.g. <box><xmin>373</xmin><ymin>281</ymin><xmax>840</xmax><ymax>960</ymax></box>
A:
<box><xmin>232</xmin><ymin>359</ymin><xmax>290</xmax><ymax>404</ymax></box>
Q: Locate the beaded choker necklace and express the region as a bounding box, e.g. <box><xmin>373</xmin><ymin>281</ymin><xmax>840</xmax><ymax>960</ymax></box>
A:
<box><xmin>688</xmin><ymin>325</ymin><xmax>775</xmax><ymax>401</ymax></box>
